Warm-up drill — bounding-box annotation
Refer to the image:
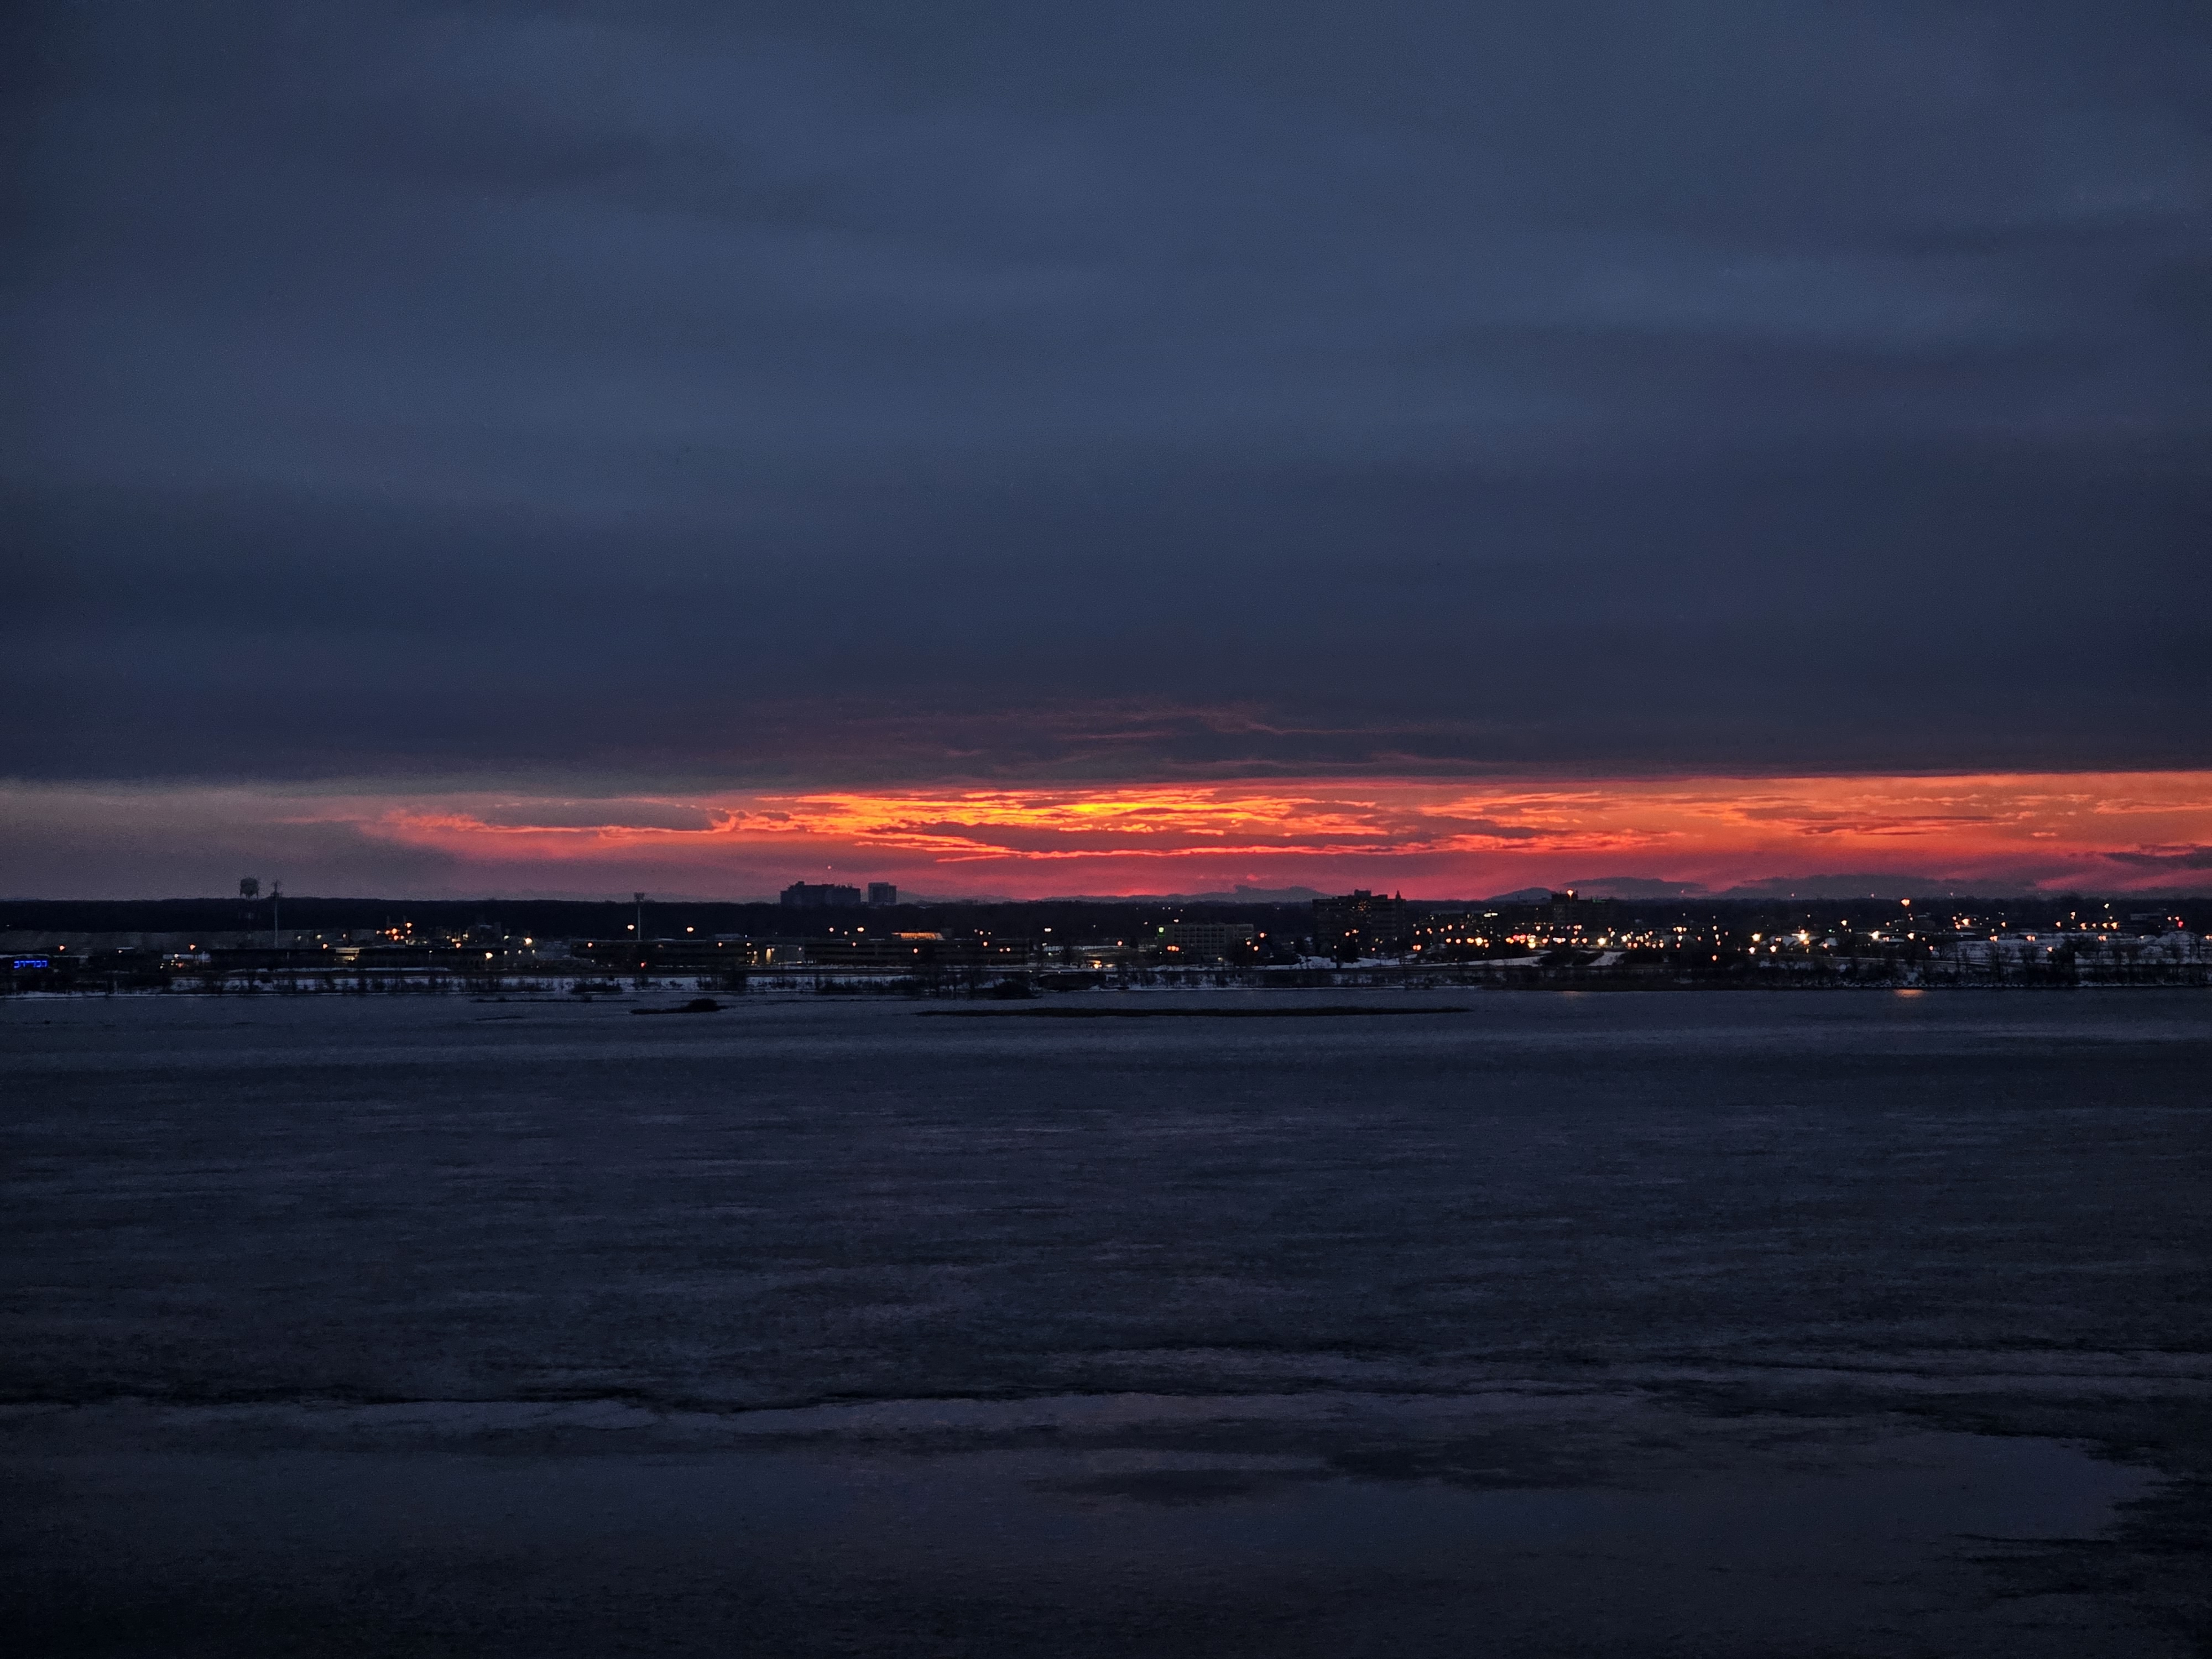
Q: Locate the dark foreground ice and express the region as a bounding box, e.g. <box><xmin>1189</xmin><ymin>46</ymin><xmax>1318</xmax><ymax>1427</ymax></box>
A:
<box><xmin>3</xmin><ymin>989</ymin><xmax>2208</xmax><ymax>1655</ymax></box>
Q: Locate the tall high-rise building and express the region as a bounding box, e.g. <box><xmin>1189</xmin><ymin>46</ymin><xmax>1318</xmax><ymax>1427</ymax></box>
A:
<box><xmin>867</xmin><ymin>883</ymin><xmax>898</xmax><ymax>906</ymax></box>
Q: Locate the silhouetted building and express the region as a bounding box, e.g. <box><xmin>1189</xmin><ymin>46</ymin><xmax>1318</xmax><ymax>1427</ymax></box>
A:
<box><xmin>1313</xmin><ymin>890</ymin><xmax>1410</xmax><ymax>959</ymax></box>
<box><xmin>1156</xmin><ymin>921</ymin><xmax>1256</xmax><ymax>962</ymax></box>
<box><xmin>867</xmin><ymin>883</ymin><xmax>898</xmax><ymax>907</ymax></box>
<box><xmin>1546</xmin><ymin>888</ymin><xmax>1618</xmax><ymax>936</ymax></box>
<box><xmin>781</xmin><ymin>882</ymin><xmax>862</xmax><ymax>908</ymax></box>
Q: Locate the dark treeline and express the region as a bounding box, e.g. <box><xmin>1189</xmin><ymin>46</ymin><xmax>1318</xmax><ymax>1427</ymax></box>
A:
<box><xmin>5</xmin><ymin>893</ymin><xmax>2204</xmax><ymax>941</ymax></box>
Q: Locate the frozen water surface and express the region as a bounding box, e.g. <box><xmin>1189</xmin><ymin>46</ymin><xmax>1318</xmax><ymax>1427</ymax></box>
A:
<box><xmin>3</xmin><ymin>990</ymin><xmax>2208</xmax><ymax>1654</ymax></box>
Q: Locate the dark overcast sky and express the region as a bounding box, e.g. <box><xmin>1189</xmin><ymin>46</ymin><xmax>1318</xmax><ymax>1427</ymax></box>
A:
<box><xmin>8</xmin><ymin>1</ymin><xmax>2209</xmax><ymax>789</ymax></box>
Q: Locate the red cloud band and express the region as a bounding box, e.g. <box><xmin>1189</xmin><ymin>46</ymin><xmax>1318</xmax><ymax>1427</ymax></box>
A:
<box><xmin>6</xmin><ymin>773</ymin><xmax>2207</xmax><ymax>899</ymax></box>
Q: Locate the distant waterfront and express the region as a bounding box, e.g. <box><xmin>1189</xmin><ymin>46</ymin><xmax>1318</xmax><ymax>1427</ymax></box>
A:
<box><xmin>7</xmin><ymin>890</ymin><xmax>2208</xmax><ymax>996</ymax></box>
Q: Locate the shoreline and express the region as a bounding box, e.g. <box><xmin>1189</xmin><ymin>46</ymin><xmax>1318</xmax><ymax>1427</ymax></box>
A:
<box><xmin>6</xmin><ymin>970</ymin><xmax>2210</xmax><ymax>1001</ymax></box>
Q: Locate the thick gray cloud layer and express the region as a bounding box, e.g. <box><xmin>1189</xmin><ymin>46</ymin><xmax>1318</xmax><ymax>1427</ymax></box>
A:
<box><xmin>8</xmin><ymin>1</ymin><xmax>2209</xmax><ymax>783</ymax></box>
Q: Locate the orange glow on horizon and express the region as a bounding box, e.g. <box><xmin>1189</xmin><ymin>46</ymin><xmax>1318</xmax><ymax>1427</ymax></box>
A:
<box><xmin>7</xmin><ymin>771</ymin><xmax>2208</xmax><ymax>899</ymax></box>
<box><xmin>342</xmin><ymin>771</ymin><xmax>2212</xmax><ymax>896</ymax></box>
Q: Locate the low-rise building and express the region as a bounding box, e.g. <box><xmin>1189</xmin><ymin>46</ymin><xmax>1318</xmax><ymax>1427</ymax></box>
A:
<box><xmin>1155</xmin><ymin>921</ymin><xmax>1257</xmax><ymax>962</ymax></box>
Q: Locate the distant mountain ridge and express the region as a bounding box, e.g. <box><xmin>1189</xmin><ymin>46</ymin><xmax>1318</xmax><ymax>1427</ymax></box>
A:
<box><xmin>1045</xmin><ymin>884</ymin><xmax>1331</xmax><ymax>905</ymax></box>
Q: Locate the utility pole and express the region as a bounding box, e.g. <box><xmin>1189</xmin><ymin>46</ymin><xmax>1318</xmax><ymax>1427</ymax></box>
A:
<box><xmin>635</xmin><ymin>891</ymin><xmax>647</xmax><ymax>972</ymax></box>
<box><xmin>272</xmin><ymin>881</ymin><xmax>282</xmax><ymax>950</ymax></box>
